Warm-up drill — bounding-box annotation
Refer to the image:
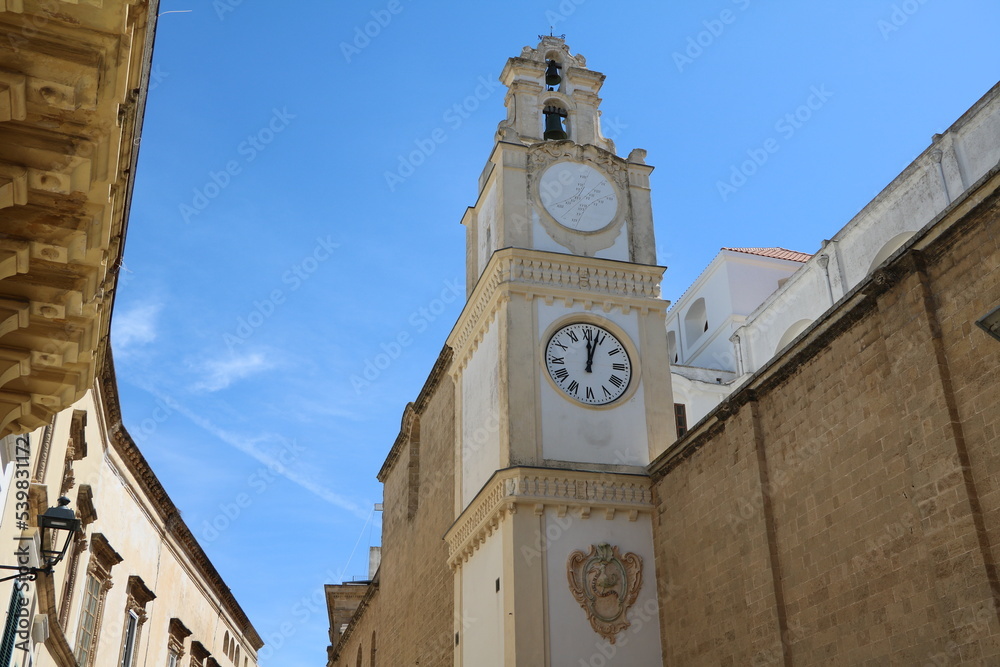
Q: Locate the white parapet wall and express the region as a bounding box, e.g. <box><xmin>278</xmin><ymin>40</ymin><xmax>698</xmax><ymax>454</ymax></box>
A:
<box><xmin>733</xmin><ymin>82</ymin><xmax>1000</xmax><ymax>380</ymax></box>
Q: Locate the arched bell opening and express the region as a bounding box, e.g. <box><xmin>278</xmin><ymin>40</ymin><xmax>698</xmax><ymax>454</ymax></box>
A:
<box><xmin>542</xmin><ymin>96</ymin><xmax>570</xmax><ymax>141</ymax></box>
<box><xmin>543</xmin><ymin>51</ymin><xmax>564</xmax><ymax>91</ymax></box>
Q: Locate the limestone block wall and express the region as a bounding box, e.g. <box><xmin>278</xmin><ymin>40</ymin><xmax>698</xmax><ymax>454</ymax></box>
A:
<box><xmin>651</xmin><ymin>169</ymin><xmax>1000</xmax><ymax>664</ymax></box>
<box><xmin>332</xmin><ymin>349</ymin><xmax>456</xmax><ymax>666</ymax></box>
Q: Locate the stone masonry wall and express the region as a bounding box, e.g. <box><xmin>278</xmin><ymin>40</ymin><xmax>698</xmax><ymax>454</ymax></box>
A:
<box><xmin>333</xmin><ymin>356</ymin><xmax>457</xmax><ymax>667</ymax></box>
<box><xmin>652</xmin><ymin>172</ymin><xmax>1000</xmax><ymax>665</ymax></box>
<box><xmin>378</xmin><ymin>375</ymin><xmax>456</xmax><ymax>665</ymax></box>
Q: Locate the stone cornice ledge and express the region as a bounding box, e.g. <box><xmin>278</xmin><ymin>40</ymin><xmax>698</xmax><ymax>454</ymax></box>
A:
<box><xmin>448</xmin><ymin>248</ymin><xmax>666</xmax><ymax>372</ymax></box>
<box><xmin>444</xmin><ymin>466</ymin><xmax>653</xmax><ymax>570</ymax></box>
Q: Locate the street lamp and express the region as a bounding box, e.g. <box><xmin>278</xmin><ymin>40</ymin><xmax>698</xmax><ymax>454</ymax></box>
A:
<box><xmin>0</xmin><ymin>497</ymin><xmax>81</xmax><ymax>582</ymax></box>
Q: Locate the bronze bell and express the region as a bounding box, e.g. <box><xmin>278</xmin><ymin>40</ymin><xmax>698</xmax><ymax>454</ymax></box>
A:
<box><xmin>545</xmin><ymin>60</ymin><xmax>561</xmax><ymax>86</ymax></box>
<box><xmin>543</xmin><ymin>106</ymin><xmax>568</xmax><ymax>141</ymax></box>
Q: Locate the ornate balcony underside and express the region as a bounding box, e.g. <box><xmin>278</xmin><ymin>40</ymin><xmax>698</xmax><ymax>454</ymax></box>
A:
<box><xmin>0</xmin><ymin>0</ymin><xmax>157</xmax><ymax>437</ymax></box>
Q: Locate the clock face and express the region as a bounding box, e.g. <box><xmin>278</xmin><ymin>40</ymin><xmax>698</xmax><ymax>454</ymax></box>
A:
<box><xmin>539</xmin><ymin>162</ymin><xmax>618</xmax><ymax>232</ymax></box>
<box><xmin>545</xmin><ymin>323</ymin><xmax>632</xmax><ymax>405</ymax></box>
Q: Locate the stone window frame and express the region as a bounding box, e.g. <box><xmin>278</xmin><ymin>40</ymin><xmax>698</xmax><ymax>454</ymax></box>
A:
<box><xmin>74</xmin><ymin>532</ymin><xmax>123</xmax><ymax>667</ymax></box>
<box><xmin>167</xmin><ymin>617</ymin><xmax>191</xmax><ymax>667</ymax></box>
<box><xmin>189</xmin><ymin>640</ymin><xmax>209</xmax><ymax>667</ymax></box>
<box><xmin>55</xmin><ymin>409</ymin><xmax>88</xmax><ymax>495</ymax></box>
<box><xmin>119</xmin><ymin>575</ymin><xmax>156</xmax><ymax>667</ymax></box>
<box><xmin>674</xmin><ymin>403</ymin><xmax>688</xmax><ymax>438</ymax></box>
<box><xmin>58</xmin><ymin>483</ymin><xmax>98</xmax><ymax>626</ymax></box>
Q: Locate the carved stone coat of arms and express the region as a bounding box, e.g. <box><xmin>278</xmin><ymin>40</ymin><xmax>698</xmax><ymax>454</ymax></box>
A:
<box><xmin>567</xmin><ymin>543</ymin><xmax>643</xmax><ymax>643</ymax></box>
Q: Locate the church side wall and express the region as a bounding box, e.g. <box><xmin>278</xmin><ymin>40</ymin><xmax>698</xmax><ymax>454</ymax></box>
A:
<box><xmin>652</xmin><ymin>176</ymin><xmax>1000</xmax><ymax>664</ymax></box>
<box><xmin>328</xmin><ymin>587</ymin><xmax>379</xmax><ymax>667</ymax></box>
<box><xmin>375</xmin><ymin>375</ymin><xmax>456</xmax><ymax>665</ymax></box>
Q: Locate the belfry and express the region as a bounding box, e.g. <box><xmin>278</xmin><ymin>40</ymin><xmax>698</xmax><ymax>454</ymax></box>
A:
<box><xmin>446</xmin><ymin>35</ymin><xmax>673</xmax><ymax>665</ymax></box>
<box><xmin>326</xmin><ymin>35</ymin><xmax>675</xmax><ymax>666</ymax></box>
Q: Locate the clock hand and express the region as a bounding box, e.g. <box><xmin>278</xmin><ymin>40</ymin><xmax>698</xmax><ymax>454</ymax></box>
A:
<box><xmin>586</xmin><ymin>332</ymin><xmax>607</xmax><ymax>373</ymax></box>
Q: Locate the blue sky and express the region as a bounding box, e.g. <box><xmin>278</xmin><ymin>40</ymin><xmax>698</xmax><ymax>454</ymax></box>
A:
<box><xmin>111</xmin><ymin>1</ymin><xmax>1000</xmax><ymax>665</ymax></box>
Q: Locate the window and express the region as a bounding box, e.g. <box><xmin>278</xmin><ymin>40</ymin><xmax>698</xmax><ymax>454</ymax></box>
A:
<box><xmin>683</xmin><ymin>298</ymin><xmax>708</xmax><ymax>344</ymax></box>
<box><xmin>868</xmin><ymin>231</ymin><xmax>915</xmax><ymax>274</ymax></box>
<box><xmin>370</xmin><ymin>631</ymin><xmax>376</xmax><ymax>666</ymax></box>
<box><xmin>667</xmin><ymin>331</ymin><xmax>678</xmax><ymax>364</ymax></box>
<box><xmin>775</xmin><ymin>319</ymin><xmax>814</xmax><ymax>354</ymax></box>
<box><xmin>0</xmin><ymin>584</ymin><xmax>26</xmax><ymax>666</ymax></box>
<box><xmin>674</xmin><ymin>403</ymin><xmax>688</xmax><ymax>438</ymax></box>
<box><xmin>167</xmin><ymin>617</ymin><xmax>191</xmax><ymax>667</ymax></box>
<box><xmin>75</xmin><ymin>574</ymin><xmax>103</xmax><ymax>666</ymax></box>
<box><xmin>58</xmin><ymin>532</ymin><xmax>87</xmax><ymax>626</ymax></box>
<box><xmin>356</xmin><ymin>644</ymin><xmax>363</xmax><ymax>667</ymax></box>
<box><xmin>118</xmin><ymin>576</ymin><xmax>156</xmax><ymax>667</ymax></box>
<box><xmin>74</xmin><ymin>533</ymin><xmax>122</xmax><ymax>666</ymax></box>
<box><xmin>121</xmin><ymin>610</ymin><xmax>139</xmax><ymax>667</ymax></box>
<box><xmin>189</xmin><ymin>640</ymin><xmax>209</xmax><ymax>667</ymax></box>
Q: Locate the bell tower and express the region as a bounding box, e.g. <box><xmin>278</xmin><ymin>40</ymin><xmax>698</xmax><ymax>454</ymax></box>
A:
<box><xmin>462</xmin><ymin>36</ymin><xmax>658</xmax><ymax>295</ymax></box>
<box><xmin>446</xmin><ymin>37</ymin><xmax>673</xmax><ymax>666</ymax></box>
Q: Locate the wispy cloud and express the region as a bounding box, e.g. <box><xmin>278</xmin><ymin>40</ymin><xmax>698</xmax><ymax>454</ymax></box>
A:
<box><xmin>190</xmin><ymin>351</ymin><xmax>274</xmax><ymax>392</ymax></box>
<box><xmin>127</xmin><ymin>380</ymin><xmax>371</xmax><ymax>521</ymax></box>
<box><xmin>113</xmin><ymin>302</ymin><xmax>161</xmax><ymax>350</ymax></box>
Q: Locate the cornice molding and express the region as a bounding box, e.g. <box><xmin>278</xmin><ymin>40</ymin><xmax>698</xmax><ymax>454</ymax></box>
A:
<box><xmin>97</xmin><ymin>348</ymin><xmax>264</xmax><ymax>650</ymax></box>
<box><xmin>448</xmin><ymin>248</ymin><xmax>665</xmax><ymax>372</ymax></box>
<box><xmin>377</xmin><ymin>345</ymin><xmax>453</xmax><ymax>482</ymax></box>
<box><xmin>445</xmin><ymin>466</ymin><xmax>653</xmax><ymax>570</ymax></box>
<box><xmin>0</xmin><ymin>0</ymin><xmax>160</xmax><ymax>438</ymax></box>
<box><xmin>329</xmin><ymin>576</ymin><xmax>380</xmax><ymax>663</ymax></box>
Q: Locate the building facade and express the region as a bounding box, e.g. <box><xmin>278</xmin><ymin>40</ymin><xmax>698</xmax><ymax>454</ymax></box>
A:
<box><xmin>325</xmin><ymin>38</ymin><xmax>1000</xmax><ymax>666</ymax></box>
<box><xmin>667</xmin><ymin>82</ymin><xmax>1000</xmax><ymax>428</ymax></box>
<box><xmin>0</xmin><ymin>354</ymin><xmax>264</xmax><ymax>667</ymax></box>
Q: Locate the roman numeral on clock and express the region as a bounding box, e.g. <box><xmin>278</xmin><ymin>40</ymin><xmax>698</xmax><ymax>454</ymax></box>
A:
<box><xmin>608</xmin><ymin>348</ymin><xmax>621</xmax><ymax>356</ymax></box>
<box><xmin>567</xmin><ymin>330</ymin><xmax>579</xmax><ymax>343</ymax></box>
<box><xmin>602</xmin><ymin>386</ymin><xmax>613</xmax><ymax>398</ymax></box>
<box><xmin>609</xmin><ymin>375</ymin><xmax>623</xmax><ymax>388</ymax></box>
<box><xmin>612</xmin><ymin>363</ymin><xmax>626</xmax><ymax>371</ymax></box>
<box><xmin>586</xmin><ymin>387</ymin><xmax>595</xmax><ymax>400</ymax></box>
<box><xmin>553</xmin><ymin>368</ymin><xmax>569</xmax><ymax>381</ymax></box>
<box><xmin>567</xmin><ymin>380</ymin><xmax>579</xmax><ymax>395</ymax></box>
<box><xmin>549</xmin><ymin>356</ymin><xmax>565</xmax><ymax>365</ymax></box>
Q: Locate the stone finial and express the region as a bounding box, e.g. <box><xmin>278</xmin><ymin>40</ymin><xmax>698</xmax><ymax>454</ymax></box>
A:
<box><xmin>627</xmin><ymin>148</ymin><xmax>647</xmax><ymax>164</ymax></box>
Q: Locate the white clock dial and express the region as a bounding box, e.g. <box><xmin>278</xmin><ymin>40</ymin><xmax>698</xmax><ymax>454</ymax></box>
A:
<box><xmin>539</xmin><ymin>162</ymin><xmax>618</xmax><ymax>232</ymax></box>
<box><xmin>545</xmin><ymin>323</ymin><xmax>632</xmax><ymax>405</ymax></box>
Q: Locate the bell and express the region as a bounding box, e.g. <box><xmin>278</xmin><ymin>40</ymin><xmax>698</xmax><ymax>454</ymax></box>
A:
<box><xmin>543</xmin><ymin>110</ymin><xmax>568</xmax><ymax>141</ymax></box>
<box><xmin>545</xmin><ymin>60</ymin><xmax>561</xmax><ymax>86</ymax></box>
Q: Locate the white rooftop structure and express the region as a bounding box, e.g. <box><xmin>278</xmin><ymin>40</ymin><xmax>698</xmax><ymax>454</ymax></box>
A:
<box><xmin>668</xmin><ymin>81</ymin><xmax>1000</xmax><ymax>430</ymax></box>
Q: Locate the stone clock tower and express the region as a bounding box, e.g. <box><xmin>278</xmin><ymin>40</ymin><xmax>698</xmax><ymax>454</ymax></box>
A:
<box><xmin>445</xmin><ymin>36</ymin><xmax>674</xmax><ymax>666</ymax></box>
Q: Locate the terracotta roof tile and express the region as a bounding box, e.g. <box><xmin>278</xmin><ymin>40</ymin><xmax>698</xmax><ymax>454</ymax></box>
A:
<box><xmin>722</xmin><ymin>247</ymin><xmax>812</xmax><ymax>263</ymax></box>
